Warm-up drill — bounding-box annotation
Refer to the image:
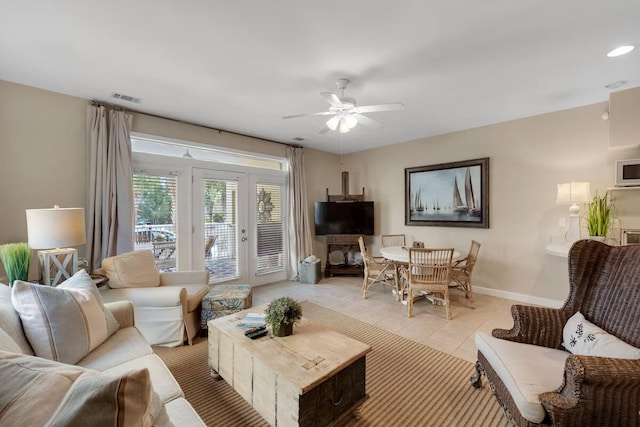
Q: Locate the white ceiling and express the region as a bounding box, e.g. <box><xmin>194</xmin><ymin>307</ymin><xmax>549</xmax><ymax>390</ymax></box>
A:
<box><xmin>1</xmin><ymin>1</ymin><xmax>639</xmax><ymax>154</ymax></box>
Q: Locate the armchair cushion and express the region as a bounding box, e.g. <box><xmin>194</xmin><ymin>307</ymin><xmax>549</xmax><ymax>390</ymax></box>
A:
<box><xmin>476</xmin><ymin>331</ymin><xmax>570</xmax><ymax>423</ymax></box>
<box><xmin>11</xmin><ymin>271</ymin><xmax>119</xmax><ymax>364</ymax></box>
<box><xmin>159</xmin><ymin>270</ymin><xmax>209</xmax><ymax>286</ymax></box>
<box><xmin>562</xmin><ymin>311</ymin><xmax>640</xmax><ymax>359</ymax></box>
<box><xmin>101</xmin><ymin>250</ymin><xmax>160</xmax><ymax>288</ymax></box>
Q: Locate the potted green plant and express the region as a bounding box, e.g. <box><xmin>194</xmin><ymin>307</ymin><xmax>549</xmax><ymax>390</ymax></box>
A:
<box><xmin>0</xmin><ymin>242</ymin><xmax>31</xmax><ymax>286</ymax></box>
<box><xmin>264</xmin><ymin>296</ymin><xmax>302</xmax><ymax>337</ymax></box>
<box><xmin>585</xmin><ymin>191</ymin><xmax>614</xmax><ymax>242</ymax></box>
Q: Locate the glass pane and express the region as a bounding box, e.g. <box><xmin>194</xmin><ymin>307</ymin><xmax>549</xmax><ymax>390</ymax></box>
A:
<box><xmin>204</xmin><ymin>178</ymin><xmax>238</xmax><ymax>283</ymax></box>
<box><xmin>256</xmin><ymin>183</ymin><xmax>284</xmax><ymax>275</ymax></box>
<box><xmin>133</xmin><ymin>173</ymin><xmax>178</xmax><ymax>271</ymax></box>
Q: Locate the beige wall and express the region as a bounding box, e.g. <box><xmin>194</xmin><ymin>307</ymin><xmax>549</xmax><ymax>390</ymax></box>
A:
<box><xmin>302</xmin><ymin>103</ymin><xmax>640</xmax><ymax>303</ymax></box>
<box><xmin>0</xmin><ymin>80</ymin><xmax>286</xmax><ymax>280</ymax></box>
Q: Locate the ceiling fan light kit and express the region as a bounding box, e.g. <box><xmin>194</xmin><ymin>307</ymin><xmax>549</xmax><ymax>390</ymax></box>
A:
<box><xmin>338</xmin><ymin>117</ymin><xmax>350</xmax><ymax>133</ymax></box>
<box><xmin>282</xmin><ymin>78</ymin><xmax>405</xmax><ymax>134</ymax></box>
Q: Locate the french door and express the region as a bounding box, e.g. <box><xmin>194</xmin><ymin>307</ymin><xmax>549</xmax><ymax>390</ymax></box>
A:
<box><xmin>250</xmin><ymin>174</ymin><xmax>287</xmax><ymax>286</ymax></box>
<box><xmin>193</xmin><ymin>169</ymin><xmax>249</xmax><ymax>284</ymax></box>
<box><xmin>132</xmin><ymin>146</ymin><xmax>289</xmax><ymax>286</ymax></box>
<box><xmin>192</xmin><ymin>169</ymin><xmax>288</xmax><ymax>285</ymax></box>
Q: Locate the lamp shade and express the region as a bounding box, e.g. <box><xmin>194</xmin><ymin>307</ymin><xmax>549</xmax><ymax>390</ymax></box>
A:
<box><xmin>556</xmin><ymin>182</ymin><xmax>591</xmax><ymax>204</ymax></box>
<box><xmin>26</xmin><ymin>207</ymin><xmax>86</xmax><ymax>249</ymax></box>
<box><xmin>326</xmin><ymin>115</ymin><xmax>341</xmax><ymax>131</ymax></box>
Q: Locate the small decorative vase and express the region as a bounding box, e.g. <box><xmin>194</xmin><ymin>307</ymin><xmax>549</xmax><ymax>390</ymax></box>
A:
<box><xmin>272</xmin><ymin>322</ymin><xmax>293</xmax><ymax>337</ymax></box>
<box><xmin>588</xmin><ymin>236</ymin><xmax>606</xmax><ymax>243</ymax></box>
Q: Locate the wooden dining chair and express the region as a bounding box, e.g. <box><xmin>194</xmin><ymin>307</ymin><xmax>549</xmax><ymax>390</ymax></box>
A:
<box><xmin>449</xmin><ymin>240</ymin><xmax>480</xmax><ymax>307</ymax></box>
<box><xmin>358</xmin><ymin>236</ymin><xmax>400</xmax><ymax>300</ymax></box>
<box><xmin>402</xmin><ymin>248</ymin><xmax>454</xmax><ymax>319</ymax></box>
<box><xmin>381</xmin><ymin>234</ymin><xmax>406</xmax><ymax>248</ymax></box>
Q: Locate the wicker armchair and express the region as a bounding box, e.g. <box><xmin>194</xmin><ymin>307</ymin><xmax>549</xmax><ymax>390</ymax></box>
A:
<box><xmin>471</xmin><ymin>240</ymin><xmax>640</xmax><ymax>426</ymax></box>
<box><xmin>358</xmin><ymin>236</ymin><xmax>399</xmax><ymax>300</ymax></box>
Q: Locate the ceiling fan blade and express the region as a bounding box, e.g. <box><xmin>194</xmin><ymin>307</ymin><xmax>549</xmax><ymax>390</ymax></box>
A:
<box><xmin>318</xmin><ymin>125</ymin><xmax>331</xmax><ymax>134</ymax></box>
<box><xmin>354</xmin><ymin>102</ymin><xmax>405</xmax><ymax>114</ymax></box>
<box><xmin>353</xmin><ymin>113</ymin><xmax>384</xmax><ymax>128</ymax></box>
<box><xmin>282</xmin><ymin>111</ymin><xmax>334</xmax><ymax>119</ymax></box>
<box><xmin>320</xmin><ymin>92</ymin><xmax>344</xmax><ymax>108</ymax></box>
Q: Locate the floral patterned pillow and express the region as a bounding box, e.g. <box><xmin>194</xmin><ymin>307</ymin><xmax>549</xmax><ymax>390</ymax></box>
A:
<box><xmin>562</xmin><ymin>311</ymin><xmax>640</xmax><ymax>359</ymax></box>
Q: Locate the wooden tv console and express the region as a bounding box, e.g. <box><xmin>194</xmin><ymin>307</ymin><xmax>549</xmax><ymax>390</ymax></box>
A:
<box><xmin>325</xmin><ymin>234</ymin><xmax>364</xmax><ymax>278</ymax></box>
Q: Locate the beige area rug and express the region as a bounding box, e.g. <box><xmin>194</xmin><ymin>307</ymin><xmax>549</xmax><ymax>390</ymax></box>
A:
<box><xmin>154</xmin><ymin>302</ymin><xmax>508</xmax><ymax>427</ymax></box>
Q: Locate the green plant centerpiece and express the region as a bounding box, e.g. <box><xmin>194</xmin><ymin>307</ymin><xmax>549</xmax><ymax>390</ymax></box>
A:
<box><xmin>264</xmin><ymin>296</ymin><xmax>302</xmax><ymax>337</ymax></box>
<box><xmin>585</xmin><ymin>191</ymin><xmax>614</xmax><ymax>241</ymax></box>
<box><xmin>0</xmin><ymin>242</ymin><xmax>31</xmax><ymax>286</ymax></box>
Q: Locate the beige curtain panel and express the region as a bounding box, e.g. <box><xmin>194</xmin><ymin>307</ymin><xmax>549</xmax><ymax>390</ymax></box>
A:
<box><xmin>287</xmin><ymin>146</ymin><xmax>313</xmax><ymax>279</ymax></box>
<box><xmin>86</xmin><ymin>105</ymin><xmax>134</xmax><ymax>271</ymax></box>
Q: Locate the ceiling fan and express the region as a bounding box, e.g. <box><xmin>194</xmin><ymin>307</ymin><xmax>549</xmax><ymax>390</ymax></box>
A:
<box><xmin>282</xmin><ymin>79</ymin><xmax>405</xmax><ymax>134</ymax></box>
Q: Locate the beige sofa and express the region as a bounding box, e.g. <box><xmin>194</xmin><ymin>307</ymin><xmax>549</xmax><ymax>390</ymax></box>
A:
<box><xmin>96</xmin><ymin>250</ymin><xmax>210</xmax><ymax>347</ymax></box>
<box><xmin>0</xmin><ymin>280</ymin><xmax>205</xmax><ymax>426</ymax></box>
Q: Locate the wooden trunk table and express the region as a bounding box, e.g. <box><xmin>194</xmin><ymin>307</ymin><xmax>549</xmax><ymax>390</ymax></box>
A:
<box><xmin>208</xmin><ymin>305</ymin><xmax>371</xmax><ymax>426</ymax></box>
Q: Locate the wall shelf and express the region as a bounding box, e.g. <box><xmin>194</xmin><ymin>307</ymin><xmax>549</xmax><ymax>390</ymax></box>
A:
<box><xmin>545</xmin><ymin>243</ymin><xmax>569</xmax><ymax>258</ymax></box>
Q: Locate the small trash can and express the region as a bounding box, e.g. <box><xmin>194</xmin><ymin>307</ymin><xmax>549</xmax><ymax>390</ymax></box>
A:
<box><xmin>299</xmin><ymin>260</ymin><xmax>321</xmax><ymax>284</ymax></box>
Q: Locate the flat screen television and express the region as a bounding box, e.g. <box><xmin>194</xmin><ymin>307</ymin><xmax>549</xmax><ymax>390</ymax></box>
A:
<box><xmin>314</xmin><ymin>201</ymin><xmax>374</xmax><ymax>235</ymax></box>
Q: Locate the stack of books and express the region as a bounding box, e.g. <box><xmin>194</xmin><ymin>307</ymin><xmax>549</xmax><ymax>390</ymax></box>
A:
<box><xmin>236</xmin><ymin>313</ymin><xmax>266</xmax><ymax>328</ymax></box>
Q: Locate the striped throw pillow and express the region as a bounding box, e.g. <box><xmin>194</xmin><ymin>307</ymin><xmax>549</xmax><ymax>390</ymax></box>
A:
<box><xmin>11</xmin><ymin>270</ymin><xmax>119</xmax><ymax>364</ymax></box>
<box><xmin>0</xmin><ymin>351</ymin><xmax>160</xmax><ymax>427</ymax></box>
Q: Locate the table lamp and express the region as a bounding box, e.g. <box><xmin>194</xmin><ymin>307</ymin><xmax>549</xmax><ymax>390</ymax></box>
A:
<box><xmin>26</xmin><ymin>206</ymin><xmax>86</xmax><ymax>286</ymax></box>
<box><xmin>556</xmin><ymin>182</ymin><xmax>591</xmax><ymax>245</ymax></box>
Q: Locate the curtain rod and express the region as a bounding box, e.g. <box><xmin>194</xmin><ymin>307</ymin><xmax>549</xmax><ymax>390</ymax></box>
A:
<box><xmin>90</xmin><ymin>99</ymin><xmax>291</xmax><ymax>148</ymax></box>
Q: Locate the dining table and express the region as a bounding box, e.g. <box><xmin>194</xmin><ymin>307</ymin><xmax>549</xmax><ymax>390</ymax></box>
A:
<box><xmin>380</xmin><ymin>246</ymin><xmax>460</xmax><ymax>264</ymax></box>
<box><xmin>379</xmin><ymin>246</ymin><xmax>461</xmax><ymax>305</ymax></box>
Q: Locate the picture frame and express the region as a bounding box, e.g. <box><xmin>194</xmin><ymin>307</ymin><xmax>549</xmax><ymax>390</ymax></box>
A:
<box><xmin>405</xmin><ymin>157</ymin><xmax>489</xmax><ymax>228</ymax></box>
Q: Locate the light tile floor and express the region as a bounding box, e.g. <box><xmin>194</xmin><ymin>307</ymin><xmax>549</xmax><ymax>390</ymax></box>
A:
<box><xmin>252</xmin><ymin>276</ymin><xmax>518</xmax><ymax>363</ymax></box>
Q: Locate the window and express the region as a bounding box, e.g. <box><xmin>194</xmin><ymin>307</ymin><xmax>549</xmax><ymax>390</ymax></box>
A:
<box><xmin>256</xmin><ymin>183</ymin><xmax>284</xmax><ymax>275</ymax></box>
<box><xmin>131</xmin><ymin>134</ymin><xmax>289</xmax><ymax>285</ymax></box>
<box><xmin>133</xmin><ymin>173</ymin><xmax>178</xmax><ymax>271</ymax></box>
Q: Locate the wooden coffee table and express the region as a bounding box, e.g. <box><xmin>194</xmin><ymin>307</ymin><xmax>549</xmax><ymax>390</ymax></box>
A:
<box><xmin>208</xmin><ymin>305</ymin><xmax>371</xmax><ymax>426</ymax></box>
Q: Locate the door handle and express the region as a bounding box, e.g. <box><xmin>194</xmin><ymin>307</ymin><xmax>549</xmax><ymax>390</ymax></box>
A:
<box><xmin>241</xmin><ymin>237</ymin><xmax>248</xmax><ymax>242</ymax></box>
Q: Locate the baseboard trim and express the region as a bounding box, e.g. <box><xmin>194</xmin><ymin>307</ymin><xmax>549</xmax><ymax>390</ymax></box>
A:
<box><xmin>474</xmin><ymin>286</ymin><xmax>564</xmax><ymax>309</ymax></box>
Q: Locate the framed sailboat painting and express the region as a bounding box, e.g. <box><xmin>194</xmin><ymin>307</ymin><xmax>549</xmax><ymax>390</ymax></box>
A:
<box><xmin>405</xmin><ymin>157</ymin><xmax>489</xmax><ymax>228</ymax></box>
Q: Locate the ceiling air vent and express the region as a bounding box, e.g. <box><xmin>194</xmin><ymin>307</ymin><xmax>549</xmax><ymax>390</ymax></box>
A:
<box><xmin>292</xmin><ymin>137</ymin><xmax>306</xmax><ymax>142</ymax></box>
<box><xmin>111</xmin><ymin>92</ymin><xmax>142</xmax><ymax>104</ymax></box>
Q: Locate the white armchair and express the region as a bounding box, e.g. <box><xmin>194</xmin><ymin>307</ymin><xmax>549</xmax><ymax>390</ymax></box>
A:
<box><xmin>96</xmin><ymin>250</ymin><xmax>210</xmax><ymax>347</ymax></box>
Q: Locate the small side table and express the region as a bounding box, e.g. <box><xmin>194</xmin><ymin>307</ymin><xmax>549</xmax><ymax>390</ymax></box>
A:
<box><xmin>90</xmin><ymin>273</ymin><xmax>109</xmax><ymax>288</ymax></box>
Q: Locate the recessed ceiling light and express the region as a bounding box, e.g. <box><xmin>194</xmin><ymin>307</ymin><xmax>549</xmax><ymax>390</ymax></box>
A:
<box><xmin>607</xmin><ymin>45</ymin><xmax>635</xmax><ymax>57</ymax></box>
<box><xmin>605</xmin><ymin>80</ymin><xmax>628</xmax><ymax>89</ymax></box>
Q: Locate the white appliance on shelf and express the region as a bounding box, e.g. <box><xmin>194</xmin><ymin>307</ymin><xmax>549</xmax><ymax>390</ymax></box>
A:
<box><xmin>621</xmin><ymin>229</ymin><xmax>640</xmax><ymax>245</ymax></box>
<box><xmin>615</xmin><ymin>159</ymin><xmax>640</xmax><ymax>187</ymax></box>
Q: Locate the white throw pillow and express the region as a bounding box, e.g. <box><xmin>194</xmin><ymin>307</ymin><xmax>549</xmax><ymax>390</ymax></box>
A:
<box><xmin>562</xmin><ymin>311</ymin><xmax>640</xmax><ymax>359</ymax></box>
<box><xmin>11</xmin><ymin>270</ymin><xmax>120</xmax><ymax>364</ymax></box>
